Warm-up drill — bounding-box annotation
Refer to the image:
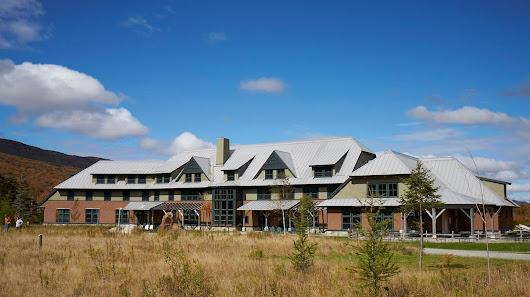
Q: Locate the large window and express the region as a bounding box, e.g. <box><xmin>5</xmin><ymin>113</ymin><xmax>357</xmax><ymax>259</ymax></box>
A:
<box><xmin>86</xmin><ymin>190</ymin><xmax>93</xmax><ymax>201</ymax></box>
<box><xmin>168</xmin><ymin>190</ymin><xmax>174</xmax><ymax>201</ymax></box>
<box><xmin>107</xmin><ymin>175</ymin><xmax>116</xmax><ymax>184</ymax></box>
<box><xmin>264</xmin><ymin>169</ymin><xmax>273</xmax><ymax>180</ymax></box>
<box><xmin>115</xmin><ymin>209</ymin><xmax>129</xmax><ymax>224</ymax></box>
<box><xmin>368</xmin><ymin>183</ymin><xmax>398</xmax><ymax>198</ymax></box>
<box><xmin>138</xmin><ymin>175</ymin><xmax>146</xmax><ymax>184</ymax></box>
<box><xmin>213</xmin><ymin>189</ymin><xmax>236</xmax><ymax>227</ymax></box>
<box><xmin>314</xmin><ymin>166</ymin><xmax>333</xmax><ymax>178</ymax></box>
<box><xmin>104</xmin><ymin>190</ymin><xmax>111</xmax><ymax>201</ymax></box>
<box><xmin>96</xmin><ymin>175</ymin><xmax>105</xmax><ymax>184</ymax></box>
<box><xmin>342</xmin><ymin>208</ymin><xmax>361</xmax><ymax>230</ymax></box>
<box><xmin>226</xmin><ymin>171</ymin><xmax>235</xmax><ymax>181</ymax></box>
<box><xmin>194</xmin><ymin>173</ymin><xmax>201</xmax><ymax>182</ymax></box>
<box><xmin>181</xmin><ymin>190</ymin><xmax>200</xmax><ymax>201</ymax></box>
<box><xmin>183</xmin><ymin>210</ymin><xmax>199</xmax><ymax>226</ymax></box>
<box><xmin>67</xmin><ymin>190</ymin><xmax>74</xmax><ymax>201</ymax></box>
<box><xmin>303</xmin><ymin>186</ymin><xmax>319</xmax><ymax>199</ymax></box>
<box><xmin>374</xmin><ymin>209</ymin><xmax>394</xmax><ymax>230</ymax></box>
<box><xmin>257</xmin><ymin>187</ymin><xmax>271</xmax><ymax>200</ymax></box>
<box><xmin>56</xmin><ymin>209</ymin><xmax>70</xmax><ymax>223</ymax></box>
<box><xmin>142</xmin><ymin>190</ymin><xmax>149</xmax><ymax>201</ymax></box>
<box><xmin>123</xmin><ymin>190</ymin><xmax>130</xmax><ymax>201</ymax></box>
<box><xmin>85</xmin><ymin>209</ymin><xmax>99</xmax><ymax>224</ymax></box>
<box><xmin>127</xmin><ymin>175</ymin><xmax>136</xmax><ymax>184</ymax></box>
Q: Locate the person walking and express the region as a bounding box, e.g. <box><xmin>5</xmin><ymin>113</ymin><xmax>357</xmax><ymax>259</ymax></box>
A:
<box><xmin>4</xmin><ymin>215</ymin><xmax>10</xmax><ymax>232</ymax></box>
<box><xmin>15</xmin><ymin>217</ymin><xmax>23</xmax><ymax>230</ymax></box>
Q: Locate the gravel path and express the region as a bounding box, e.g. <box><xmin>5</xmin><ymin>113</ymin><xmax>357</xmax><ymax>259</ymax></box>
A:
<box><xmin>423</xmin><ymin>248</ymin><xmax>530</xmax><ymax>260</ymax></box>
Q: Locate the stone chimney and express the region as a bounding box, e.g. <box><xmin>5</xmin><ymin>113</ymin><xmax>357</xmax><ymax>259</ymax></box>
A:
<box><xmin>216</xmin><ymin>137</ymin><xmax>230</xmax><ymax>165</ymax></box>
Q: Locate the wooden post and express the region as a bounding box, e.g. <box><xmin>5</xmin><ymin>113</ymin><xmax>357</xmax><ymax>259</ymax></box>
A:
<box><xmin>39</xmin><ymin>234</ymin><xmax>43</xmax><ymax>249</ymax></box>
<box><xmin>432</xmin><ymin>208</ymin><xmax>437</xmax><ymax>239</ymax></box>
<box><xmin>470</xmin><ymin>208</ymin><xmax>475</xmax><ymax>236</ymax></box>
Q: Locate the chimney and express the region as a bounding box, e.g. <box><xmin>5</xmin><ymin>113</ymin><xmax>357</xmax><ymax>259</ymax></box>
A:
<box><xmin>216</xmin><ymin>137</ymin><xmax>230</xmax><ymax>165</ymax></box>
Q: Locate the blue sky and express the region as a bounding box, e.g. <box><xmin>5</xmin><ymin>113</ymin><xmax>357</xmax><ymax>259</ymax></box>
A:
<box><xmin>0</xmin><ymin>0</ymin><xmax>529</xmax><ymax>201</ymax></box>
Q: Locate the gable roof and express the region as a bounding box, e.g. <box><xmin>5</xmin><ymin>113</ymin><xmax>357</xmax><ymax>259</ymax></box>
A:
<box><xmin>351</xmin><ymin>150</ymin><xmax>417</xmax><ymax>176</ymax></box>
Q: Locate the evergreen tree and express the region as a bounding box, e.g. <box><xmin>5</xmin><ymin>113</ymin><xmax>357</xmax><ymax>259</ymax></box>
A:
<box><xmin>399</xmin><ymin>160</ymin><xmax>442</xmax><ymax>270</ymax></box>
<box><xmin>290</xmin><ymin>194</ymin><xmax>317</xmax><ymax>272</ymax></box>
<box><xmin>352</xmin><ymin>197</ymin><xmax>399</xmax><ymax>296</ymax></box>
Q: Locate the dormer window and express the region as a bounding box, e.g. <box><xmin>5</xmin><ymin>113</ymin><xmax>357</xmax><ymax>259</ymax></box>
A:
<box><xmin>107</xmin><ymin>175</ymin><xmax>116</xmax><ymax>184</ymax></box>
<box><xmin>138</xmin><ymin>175</ymin><xmax>146</xmax><ymax>184</ymax></box>
<box><xmin>314</xmin><ymin>166</ymin><xmax>333</xmax><ymax>178</ymax></box>
<box><xmin>157</xmin><ymin>174</ymin><xmax>170</xmax><ymax>184</ymax></box>
<box><xmin>185</xmin><ymin>174</ymin><xmax>192</xmax><ymax>183</ymax></box>
<box><xmin>127</xmin><ymin>175</ymin><xmax>136</xmax><ymax>184</ymax></box>
<box><xmin>265</xmin><ymin>169</ymin><xmax>273</xmax><ymax>180</ymax></box>
<box><xmin>227</xmin><ymin>171</ymin><xmax>235</xmax><ymax>181</ymax></box>
<box><xmin>194</xmin><ymin>173</ymin><xmax>201</xmax><ymax>182</ymax></box>
<box><xmin>96</xmin><ymin>175</ymin><xmax>105</xmax><ymax>184</ymax></box>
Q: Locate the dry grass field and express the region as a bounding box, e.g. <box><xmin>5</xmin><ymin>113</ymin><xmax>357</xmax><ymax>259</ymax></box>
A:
<box><xmin>0</xmin><ymin>226</ymin><xmax>528</xmax><ymax>297</ymax></box>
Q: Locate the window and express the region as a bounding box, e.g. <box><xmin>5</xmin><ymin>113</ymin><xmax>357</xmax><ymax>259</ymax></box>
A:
<box><xmin>96</xmin><ymin>175</ymin><xmax>105</xmax><ymax>184</ymax></box>
<box><xmin>183</xmin><ymin>210</ymin><xmax>198</xmax><ymax>226</ymax></box>
<box><xmin>226</xmin><ymin>171</ymin><xmax>235</xmax><ymax>181</ymax></box>
<box><xmin>303</xmin><ymin>186</ymin><xmax>319</xmax><ymax>199</ymax></box>
<box><xmin>185</xmin><ymin>174</ymin><xmax>192</xmax><ymax>183</ymax></box>
<box><xmin>123</xmin><ymin>190</ymin><xmax>130</xmax><ymax>201</ymax></box>
<box><xmin>56</xmin><ymin>209</ymin><xmax>70</xmax><ymax>223</ymax></box>
<box><xmin>265</xmin><ymin>169</ymin><xmax>273</xmax><ymax>180</ymax></box>
<box><xmin>127</xmin><ymin>175</ymin><xmax>136</xmax><ymax>184</ymax></box>
<box><xmin>67</xmin><ymin>190</ymin><xmax>74</xmax><ymax>201</ymax></box>
<box><xmin>257</xmin><ymin>187</ymin><xmax>271</xmax><ymax>200</ymax></box>
<box><xmin>212</xmin><ymin>189</ymin><xmax>236</xmax><ymax>227</ymax></box>
<box><xmin>157</xmin><ymin>175</ymin><xmax>170</xmax><ymax>184</ymax></box>
<box><xmin>86</xmin><ymin>191</ymin><xmax>93</xmax><ymax>201</ymax></box>
<box><xmin>142</xmin><ymin>190</ymin><xmax>149</xmax><ymax>201</ymax></box>
<box><xmin>104</xmin><ymin>190</ymin><xmax>112</xmax><ymax>201</ymax></box>
<box><xmin>368</xmin><ymin>183</ymin><xmax>398</xmax><ymax>198</ymax></box>
<box><xmin>194</xmin><ymin>173</ymin><xmax>201</xmax><ymax>182</ymax></box>
<box><xmin>277</xmin><ymin>169</ymin><xmax>285</xmax><ymax>177</ymax></box>
<box><xmin>138</xmin><ymin>175</ymin><xmax>146</xmax><ymax>184</ymax></box>
<box><xmin>115</xmin><ymin>209</ymin><xmax>129</xmax><ymax>224</ymax></box>
<box><xmin>342</xmin><ymin>208</ymin><xmax>361</xmax><ymax>230</ymax></box>
<box><xmin>154</xmin><ymin>191</ymin><xmax>160</xmax><ymax>201</ymax></box>
<box><xmin>168</xmin><ymin>190</ymin><xmax>174</xmax><ymax>201</ymax></box>
<box><xmin>85</xmin><ymin>209</ymin><xmax>99</xmax><ymax>224</ymax></box>
<box><xmin>182</xmin><ymin>190</ymin><xmax>200</xmax><ymax>201</ymax></box>
<box><xmin>374</xmin><ymin>209</ymin><xmax>394</xmax><ymax>230</ymax></box>
<box><xmin>314</xmin><ymin>166</ymin><xmax>333</xmax><ymax>178</ymax></box>
<box><xmin>107</xmin><ymin>175</ymin><xmax>116</xmax><ymax>184</ymax></box>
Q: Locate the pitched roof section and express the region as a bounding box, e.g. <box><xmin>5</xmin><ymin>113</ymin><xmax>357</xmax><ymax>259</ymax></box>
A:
<box><xmin>309</xmin><ymin>142</ymin><xmax>350</xmax><ymax>166</ymax></box>
<box><xmin>237</xmin><ymin>200</ymin><xmax>300</xmax><ymax>211</ymax></box>
<box><xmin>351</xmin><ymin>150</ymin><xmax>417</xmax><ymax>176</ymax></box>
<box><xmin>55</xmin><ymin>137</ymin><xmax>373</xmax><ymax>190</ymax></box>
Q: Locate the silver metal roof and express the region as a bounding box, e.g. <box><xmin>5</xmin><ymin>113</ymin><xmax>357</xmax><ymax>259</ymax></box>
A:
<box><xmin>237</xmin><ymin>200</ymin><xmax>300</xmax><ymax>211</ymax></box>
<box><xmin>351</xmin><ymin>150</ymin><xmax>417</xmax><ymax>176</ymax></box>
<box><xmin>123</xmin><ymin>201</ymin><xmax>164</xmax><ymax>210</ymax></box>
<box><xmin>56</xmin><ymin>137</ymin><xmax>371</xmax><ymax>190</ymax></box>
<box><xmin>318</xmin><ymin>198</ymin><xmax>402</xmax><ymax>207</ymax></box>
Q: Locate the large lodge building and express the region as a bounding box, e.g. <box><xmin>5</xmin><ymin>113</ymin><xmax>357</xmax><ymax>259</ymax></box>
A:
<box><xmin>40</xmin><ymin>137</ymin><xmax>517</xmax><ymax>236</ymax></box>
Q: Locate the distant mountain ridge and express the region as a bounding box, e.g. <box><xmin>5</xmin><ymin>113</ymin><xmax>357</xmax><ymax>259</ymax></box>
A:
<box><xmin>0</xmin><ymin>138</ymin><xmax>106</xmax><ymax>169</ymax></box>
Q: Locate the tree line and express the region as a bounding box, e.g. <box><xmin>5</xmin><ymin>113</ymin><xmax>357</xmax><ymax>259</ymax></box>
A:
<box><xmin>0</xmin><ymin>172</ymin><xmax>42</xmax><ymax>224</ymax></box>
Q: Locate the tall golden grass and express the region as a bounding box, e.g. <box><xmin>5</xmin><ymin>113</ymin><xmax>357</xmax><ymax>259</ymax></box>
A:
<box><xmin>0</xmin><ymin>226</ymin><xmax>528</xmax><ymax>297</ymax></box>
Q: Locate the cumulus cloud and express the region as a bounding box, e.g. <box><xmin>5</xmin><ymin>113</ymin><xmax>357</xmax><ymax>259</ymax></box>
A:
<box><xmin>204</xmin><ymin>32</ymin><xmax>226</xmax><ymax>44</ymax></box>
<box><xmin>35</xmin><ymin>108</ymin><xmax>148</xmax><ymax>140</ymax></box>
<box><xmin>508</xmin><ymin>183</ymin><xmax>530</xmax><ymax>193</ymax></box>
<box><xmin>407</xmin><ymin>106</ymin><xmax>513</xmax><ymax>125</ymax></box>
<box><xmin>240</xmin><ymin>77</ymin><xmax>287</xmax><ymax>94</ymax></box>
<box><xmin>396</xmin><ymin>128</ymin><xmax>463</xmax><ymax>142</ymax></box>
<box><xmin>140</xmin><ymin>132</ymin><xmax>214</xmax><ymax>155</ymax></box>
<box><xmin>453</xmin><ymin>154</ymin><xmax>520</xmax><ymax>173</ymax></box>
<box><xmin>0</xmin><ymin>59</ymin><xmax>148</xmax><ymax>140</ymax></box>
<box><xmin>120</xmin><ymin>16</ymin><xmax>159</xmax><ymax>34</ymax></box>
<box><xmin>501</xmin><ymin>81</ymin><xmax>530</xmax><ymax>99</ymax></box>
<box><xmin>0</xmin><ymin>0</ymin><xmax>47</xmax><ymax>49</ymax></box>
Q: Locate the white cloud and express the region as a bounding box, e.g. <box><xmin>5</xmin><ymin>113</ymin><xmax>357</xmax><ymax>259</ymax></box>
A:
<box><xmin>0</xmin><ymin>59</ymin><xmax>148</xmax><ymax>140</ymax></box>
<box><xmin>204</xmin><ymin>32</ymin><xmax>226</xmax><ymax>44</ymax></box>
<box><xmin>120</xmin><ymin>16</ymin><xmax>159</xmax><ymax>33</ymax></box>
<box><xmin>35</xmin><ymin>108</ymin><xmax>148</xmax><ymax>140</ymax></box>
<box><xmin>501</xmin><ymin>81</ymin><xmax>530</xmax><ymax>99</ymax></box>
<box><xmin>0</xmin><ymin>0</ymin><xmax>46</xmax><ymax>49</ymax></box>
<box><xmin>508</xmin><ymin>183</ymin><xmax>530</xmax><ymax>193</ymax></box>
<box><xmin>140</xmin><ymin>132</ymin><xmax>214</xmax><ymax>155</ymax></box>
<box><xmin>240</xmin><ymin>77</ymin><xmax>287</xmax><ymax>94</ymax></box>
<box><xmin>453</xmin><ymin>154</ymin><xmax>520</xmax><ymax>173</ymax></box>
<box><xmin>407</xmin><ymin>106</ymin><xmax>513</xmax><ymax>125</ymax></box>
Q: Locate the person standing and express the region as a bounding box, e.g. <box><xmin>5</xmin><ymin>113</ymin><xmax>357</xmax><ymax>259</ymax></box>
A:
<box><xmin>4</xmin><ymin>215</ymin><xmax>10</xmax><ymax>232</ymax></box>
<box><xmin>16</xmin><ymin>217</ymin><xmax>23</xmax><ymax>230</ymax></box>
